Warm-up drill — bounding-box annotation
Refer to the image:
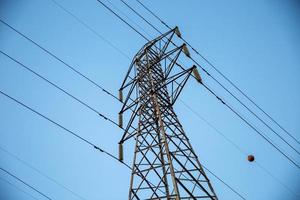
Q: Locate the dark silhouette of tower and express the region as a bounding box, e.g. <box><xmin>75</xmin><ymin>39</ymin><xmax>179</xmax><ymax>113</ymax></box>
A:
<box><xmin>118</xmin><ymin>27</ymin><xmax>218</xmax><ymax>200</ymax></box>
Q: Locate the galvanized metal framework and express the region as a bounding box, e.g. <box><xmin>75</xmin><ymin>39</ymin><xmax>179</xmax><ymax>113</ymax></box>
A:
<box><xmin>118</xmin><ymin>27</ymin><xmax>218</xmax><ymax>200</ymax></box>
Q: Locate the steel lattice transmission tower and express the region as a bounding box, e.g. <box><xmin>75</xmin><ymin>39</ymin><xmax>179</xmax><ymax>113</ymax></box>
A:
<box><xmin>118</xmin><ymin>27</ymin><xmax>218</xmax><ymax>200</ymax></box>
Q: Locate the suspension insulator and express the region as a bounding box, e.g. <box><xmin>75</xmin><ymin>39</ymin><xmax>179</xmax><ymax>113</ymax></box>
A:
<box><xmin>175</xmin><ymin>26</ymin><xmax>182</xmax><ymax>38</ymax></box>
<box><xmin>192</xmin><ymin>67</ymin><xmax>202</xmax><ymax>84</ymax></box>
<box><xmin>119</xmin><ymin>143</ymin><xmax>124</xmax><ymax>161</ymax></box>
<box><xmin>182</xmin><ymin>44</ymin><xmax>190</xmax><ymax>57</ymax></box>
<box><xmin>119</xmin><ymin>90</ymin><xmax>123</xmax><ymax>102</ymax></box>
<box><xmin>119</xmin><ymin>113</ymin><xmax>123</xmax><ymax>128</ymax></box>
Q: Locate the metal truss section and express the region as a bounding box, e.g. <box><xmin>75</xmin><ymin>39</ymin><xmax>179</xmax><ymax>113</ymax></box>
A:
<box><xmin>118</xmin><ymin>27</ymin><xmax>218</xmax><ymax>200</ymax></box>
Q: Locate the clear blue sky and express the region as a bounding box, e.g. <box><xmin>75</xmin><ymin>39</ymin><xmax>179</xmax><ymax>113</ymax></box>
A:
<box><xmin>0</xmin><ymin>0</ymin><xmax>299</xmax><ymax>199</ymax></box>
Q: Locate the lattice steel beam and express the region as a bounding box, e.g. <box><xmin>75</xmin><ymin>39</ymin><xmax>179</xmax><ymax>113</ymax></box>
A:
<box><xmin>118</xmin><ymin>27</ymin><xmax>218</xmax><ymax>200</ymax></box>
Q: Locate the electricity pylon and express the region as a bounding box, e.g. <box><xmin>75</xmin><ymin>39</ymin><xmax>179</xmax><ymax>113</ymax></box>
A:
<box><xmin>118</xmin><ymin>27</ymin><xmax>218</xmax><ymax>200</ymax></box>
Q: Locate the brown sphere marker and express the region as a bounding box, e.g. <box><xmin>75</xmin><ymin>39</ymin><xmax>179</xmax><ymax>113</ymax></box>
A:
<box><xmin>248</xmin><ymin>155</ymin><xmax>255</xmax><ymax>162</ymax></box>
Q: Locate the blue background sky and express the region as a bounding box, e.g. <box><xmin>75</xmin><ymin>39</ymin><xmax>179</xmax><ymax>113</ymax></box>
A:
<box><xmin>0</xmin><ymin>0</ymin><xmax>299</xmax><ymax>199</ymax></box>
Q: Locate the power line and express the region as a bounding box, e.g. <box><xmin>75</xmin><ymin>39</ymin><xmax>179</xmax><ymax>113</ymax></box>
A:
<box><xmin>0</xmin><ymin>50</ymin><xmax>121</xmax><ymax>129</ymax></box>
<box><xmin>0</xmin><ymin>6</ymin><xmax>139</xmax><ymax>133</ymax></box>
<box><xmin>133</xmin><ymin>0</ymin><xmax>300</xmax><ymax>146</ymax></box>
<box><xmin>0</xmin><ymin>167</ymin><xmax>52</xmax><ymax>200</ymax></box>
<box><xmin>254</xmin><ymin>161</ymin><xmax>300</xmax><ymax>198</ymax></box>
<box><xmin>200</xmin><ymin>82</ymin><xmax>300</xmax><ymax>169</ymax></box>
<box><xmin>51</xmin><ymin>2</ymin><xmax>300</xmax><ymax>176</ymax></box>
<box><xmin>0</xmin><ymin>89</ymin><xmax>162</xmax><ymax>196</ymax></box>
<box><xmin>180</xmin><ymin>99</ymin><xmax>247</xmax><ymax>156</ymax></box>
<box><xmin>49</xmin><ymin>0</ymin><xmax>131</xmax><ymax>61</ymax></box>
<box><xmin>0</xmin><ymin>89</ymin><xmax>245</xmax><ymax>199</ymax></box>
<box><xmin>54</xmin><ymin>0</ymin><xmax>300</xmax><ymax>195</ymax></box>
<box><xmin>0</xmin><ymin>177</ymin><xmax>39</xmax><ymax>200</ymax></box>
<box><xmin>134</xmin><ymin>0</ymin><xmax>172</xmax><ymax>30</ymax></box>
<box><xmin>180</xmin><ymin>100</ymin><xmax>300</xmax><ymax>198</ymax></box>
<box><xmin>96</xmin><ymin>0</ymin><xmax>149</xmax><ymax>41</ymax></box>
<box><xmin>0</xmin><ymin>22</ymin><xmax>243</xmax><ymax>197</ymax></box>
<box><xmin>189</xmin><ymin>47</ymin><xmax>300</xmax><ymax>146</ymax></box>
<box><xmin>0</xmin><ymin>146</ymin><xmax>87</xmax><ymax>200</ymax></box>
<box><xmin>46</xmin><ymin>0</ymin><xmax>299</xmax><ymax>186</ymax></box>
<box><xmin>15</xmin><ymin>1</ymin><xmax>296</xmax><ymax>194</ymax></box>
<box><xmin>120</xmin><ymin>0</ymin><xmax>162</xmax><ymax>35</ymax></box>
<box><xmin>0</xmin><ymin>2</ymin><xmax>282</xmax><ymax>199</ymax></box>
<box><xmin>0</xmin><ymin>51</ymin><xmax>231</xmax><ymax>196</ymax></box>
<box><xmin>94</xmin><ymin>0</ymin><xmax>300</xmax><ymax>167</ymax></box>
<box><xmin>80</xmin><ymin>3</ymin><xmax>243</xmax><ymax>197</ymax></box>
<box><xmin>0</xmin><ymin>2</ymin><xmax>288</xmax><ymax>198</ymax></box>
<box><xmin>189</xmin><ymin>56</ymin><xmax>300</xmax><ymax>155</ymax></box>
<box><xmin>38</xmin><ymin>2</ymin><xmax>245</xmax><ymax>197</ymax></box>
<box><xmin>0</xmin><ymin>89</ymin><xmax>131</xmax><ymax>170</ymax></box>
<box><xmin>105</xmin><ymin>0</ymin><xmax>153</xmax><ymax>39</ymax></box>
<box><xmin>0</xmin><ymin>18</ymin><xmax>119</xmax><ymax>102</ymax></box>
<box><xmin>50</xmin><ymin>0</ymin><xmax>244</xmax><ymax>155</ymax></box>
<box><xmin>201</xmin><ymin>165</ymin><xmax>245</xmax><ymax>200</ymax></box>
<box><xmin>119</xmin><ymin>0</ymin><xmax>300</xmax><ymax>156</ymax></box>
<box><xmin>175</xmin><ymin>58</ymin><xmax>299</xmax><ymax>168</ymax></box>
